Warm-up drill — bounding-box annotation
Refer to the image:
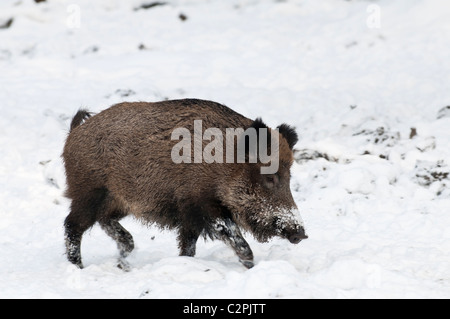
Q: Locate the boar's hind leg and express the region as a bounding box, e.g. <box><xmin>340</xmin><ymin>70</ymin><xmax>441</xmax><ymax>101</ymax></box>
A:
<box><xmin>64</xmin><ymin>188</ymin><xmax>109</xmax><ymax>268</ymax></box>
<box><xmin>99</xmin><ymin>217</ymin><xmax>134</xmax><ymax>270</ymax></box>
<box><xmin>64</xmin><ymin>222</ymin><xmax>84</xmax><ymax>269</ymax></box>
<box><xmin>212</xmin><ymin>218</ymin><xmax>254</xmax><ymax>269</ymax></box>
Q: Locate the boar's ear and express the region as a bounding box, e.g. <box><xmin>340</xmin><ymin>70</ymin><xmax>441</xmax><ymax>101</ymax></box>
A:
<box><xmin>251</xmin><ymin>117</ymin><xmax>269</xmax><ymax>131</ymax></box>
<box><xmin>277</xmin><ymin>124</ymin><xmax>298</xmax><ymax>149</ymax></box>
<box><xmin>242</xmin><ymin>118</ymin><xmax>271</xmax><ymax>156</ymax></box>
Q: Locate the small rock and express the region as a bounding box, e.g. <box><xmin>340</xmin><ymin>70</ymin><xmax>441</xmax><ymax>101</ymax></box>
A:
<box><xmin>0</xmin><ymin>18</ymin><xmax>13</xmax><ymax>30</ymax></box>
<box><xmin>134</xmin><ymin>2</ymin><xmax>167</xmax><ymax>11</ymax></box>
<box><xmin>179</xmin><ymin>13</ymin><xmax>188</xmax><ymax>21</ymax></box>
<box><xmin>437</xmin><ymin>106</ymin><xmax>450</xmax><ymax>119</ymax></box>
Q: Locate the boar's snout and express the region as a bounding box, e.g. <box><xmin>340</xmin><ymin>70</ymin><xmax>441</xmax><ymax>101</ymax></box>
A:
<box><xmin>288</xmin><ymin>228</ymin><xmax>308</xmax><ymax>244</ymax></box>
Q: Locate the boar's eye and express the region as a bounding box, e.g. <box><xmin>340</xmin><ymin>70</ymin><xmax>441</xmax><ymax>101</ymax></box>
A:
<box><xmin>263</xmin><ymin>174</ymin><xmax>279</xmax><ymax>189</ymax></box>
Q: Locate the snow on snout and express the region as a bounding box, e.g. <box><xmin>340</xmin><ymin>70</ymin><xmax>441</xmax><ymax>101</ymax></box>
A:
<box><xmin>274</xmin><ymin>207</ymin><xmax>306</xmax><ymax>234</ymax></box>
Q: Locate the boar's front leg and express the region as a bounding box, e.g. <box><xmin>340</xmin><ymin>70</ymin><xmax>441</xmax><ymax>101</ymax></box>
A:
<box><xmin>178</xmin><ymin>228</ymin><xmax>201</xmax><ymax>257</ymax></box>
<box><xmin>99</xmin><ymin>218</ymin><xmax>134</xmax><ymax>271</ymax></box>
<box><xmin>212</xmin><ymin>218</ymin><xmax>254</xmax><ymax>269</ymax></box>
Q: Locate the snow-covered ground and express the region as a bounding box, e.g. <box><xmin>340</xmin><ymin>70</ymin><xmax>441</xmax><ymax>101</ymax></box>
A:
<box><xmin>1</xmin><ymin>0</ymin><xmax>450</xmax><ymax>298</ymax></box>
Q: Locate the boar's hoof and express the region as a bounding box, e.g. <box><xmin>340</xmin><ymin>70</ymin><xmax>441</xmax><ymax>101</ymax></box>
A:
<box><xmin>117</xmin><ymin>258</ymin><xmax>131</xmax><ymax>272</ymax></box>
<box><xmin>240</xmin><ymin>259</ymin><xmax>254</xmax><ymax>269</ymax></box>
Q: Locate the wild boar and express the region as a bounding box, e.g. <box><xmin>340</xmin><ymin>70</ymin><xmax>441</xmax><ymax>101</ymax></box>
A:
<box><xmin>63</xmin><ymin>99</ymin><xmax>307</xmax><ymax>269</ymax></box>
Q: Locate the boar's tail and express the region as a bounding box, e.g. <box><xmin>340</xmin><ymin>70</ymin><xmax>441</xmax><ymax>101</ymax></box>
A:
<box><xmin>70</xmin><ymin>109</ymin><xmax>91</xmax><ymax>132</ymax></box>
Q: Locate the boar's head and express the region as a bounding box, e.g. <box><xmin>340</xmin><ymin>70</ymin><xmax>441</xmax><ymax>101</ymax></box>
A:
<box><xmin>219</xmin><ymin>119</ymin><xmax>307</xmax><ymax>244</ymax></box>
